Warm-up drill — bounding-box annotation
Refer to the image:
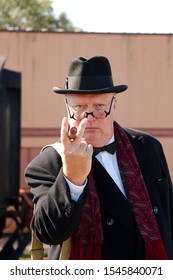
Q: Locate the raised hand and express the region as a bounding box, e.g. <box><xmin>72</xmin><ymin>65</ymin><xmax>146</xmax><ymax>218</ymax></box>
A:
<box><xmin>56</xmin><ymin>117</ymin><xmax>93</xmax><ymax>185</ymax></box>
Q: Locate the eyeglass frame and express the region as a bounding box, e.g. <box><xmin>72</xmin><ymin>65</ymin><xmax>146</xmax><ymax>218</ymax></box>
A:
<box><xmin>65</xmin><ymin>95</ymin><xmax>115</xmax><ymax>120</ymax></box>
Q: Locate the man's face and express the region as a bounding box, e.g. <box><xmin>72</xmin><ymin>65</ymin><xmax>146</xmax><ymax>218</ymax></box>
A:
<box><xmin>65</xmin><ymin>93</ymin><xmax>117</xmax><ymax>147</ymax></box>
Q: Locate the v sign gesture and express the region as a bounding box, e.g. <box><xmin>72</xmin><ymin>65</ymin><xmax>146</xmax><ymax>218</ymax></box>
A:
<box><xmin>54</xmin><ymin>117</ymin><xmax>93</xmax><ymax>186</ymax></box>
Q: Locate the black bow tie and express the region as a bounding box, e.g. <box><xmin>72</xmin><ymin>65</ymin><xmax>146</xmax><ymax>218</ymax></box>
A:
<box><xmin>93</xmin><ymin>141</ymin><xmax>116</xmax><ymax>156</ymax></box>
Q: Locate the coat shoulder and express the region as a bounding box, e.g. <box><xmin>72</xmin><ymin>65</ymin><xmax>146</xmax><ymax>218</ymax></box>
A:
<box><xmin>124</xmin><ymin>127</ymin><xmax>162</xmax><ymax>147</ymax></box>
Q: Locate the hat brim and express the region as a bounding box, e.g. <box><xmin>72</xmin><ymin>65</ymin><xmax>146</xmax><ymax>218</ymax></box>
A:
<box><xmin>53</xmin><ymin>84</ymin><xmax>128</xmax><ymax>94</ymax></box>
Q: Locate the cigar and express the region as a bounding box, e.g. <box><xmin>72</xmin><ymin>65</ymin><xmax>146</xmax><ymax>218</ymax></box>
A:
<box><xmin>68</xmin><ymin>126</ymin><xmax>77</xmax><ymax>139</ymax></box>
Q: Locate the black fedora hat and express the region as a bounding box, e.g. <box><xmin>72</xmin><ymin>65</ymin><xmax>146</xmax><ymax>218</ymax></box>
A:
<box><xmin>53</xmin><ymin>56</ymin><xmax>128</xmax><ymax>94</ymax></box>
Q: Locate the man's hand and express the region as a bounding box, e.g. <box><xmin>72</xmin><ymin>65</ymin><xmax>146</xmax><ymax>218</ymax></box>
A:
<box><xmin>56</xmin><ymin>117</ymin><xmax>93</xmax><ymax>185</ymax></box>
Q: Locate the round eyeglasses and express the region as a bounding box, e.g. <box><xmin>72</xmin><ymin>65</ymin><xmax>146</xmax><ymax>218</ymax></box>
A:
<box><xmin>65</xmin><ymin>96</ymin><xmax>115</xmax><ymax>121</ymax></box>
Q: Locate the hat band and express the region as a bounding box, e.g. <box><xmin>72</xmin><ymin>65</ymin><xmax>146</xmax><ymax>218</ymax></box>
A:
<box><xmin>67</xmin><ymin>76</ymin><xmax>114</xmax><ymax>90</ymax></box>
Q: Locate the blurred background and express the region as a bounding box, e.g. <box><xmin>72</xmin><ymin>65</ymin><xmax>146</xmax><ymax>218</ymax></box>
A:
<box><xmin>0</xmin><ymin>0</ymin><xmax>173</xmax><ymax>259</ymax></box>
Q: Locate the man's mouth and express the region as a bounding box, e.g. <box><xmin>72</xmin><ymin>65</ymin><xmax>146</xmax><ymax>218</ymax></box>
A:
<box><xmin>85</xmin><ymin>127</ymin><xmax>98</xmax><ymax>130</ymax></box>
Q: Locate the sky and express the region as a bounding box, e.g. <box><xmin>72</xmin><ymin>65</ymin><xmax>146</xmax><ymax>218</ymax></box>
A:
<box><xmin>52</xmin><ymin>0</ymin><xmax>173</xmax><ymax>34</ymax></box>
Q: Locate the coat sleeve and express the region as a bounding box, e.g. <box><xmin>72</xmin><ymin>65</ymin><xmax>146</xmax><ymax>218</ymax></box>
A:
<box><xmin>24</xmin><ymin>146</ymin><xmax>88</xmax><ymax>245</ymax></box>
<box><xmin>142</xmin><ymin>134</ymin><xmax>173</xmax><ymax>258</ymax></box>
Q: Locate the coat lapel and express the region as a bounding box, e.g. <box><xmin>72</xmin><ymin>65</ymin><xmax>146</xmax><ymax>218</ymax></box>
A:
<box><xmin>92</xmin><ymin>157</ymin><xmax>136</xmax><ymax>234</ymax></box>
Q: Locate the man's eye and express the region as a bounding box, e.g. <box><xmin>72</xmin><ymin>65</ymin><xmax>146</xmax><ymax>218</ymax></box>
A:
<box><xmin>74</xmin><ymin>105</ymin><xmax>85</xmax><ymax>111</ymax></box>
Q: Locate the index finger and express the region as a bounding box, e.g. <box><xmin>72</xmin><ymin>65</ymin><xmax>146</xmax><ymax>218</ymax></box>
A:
<box><xmin>60</xmin><ymin>117</ymin><xmax>70</xmax><ymax>145</ymax></box>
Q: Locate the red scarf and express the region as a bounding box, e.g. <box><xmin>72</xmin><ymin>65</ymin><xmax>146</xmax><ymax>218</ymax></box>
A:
<box><xmin>69</xmin><ymin>121</ymin><xmax>168</xmax><ymax>260</ymax></box>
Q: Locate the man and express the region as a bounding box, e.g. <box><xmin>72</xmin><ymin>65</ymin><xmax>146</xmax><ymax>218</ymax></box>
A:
<box><xmin>25</xmin><ymin>56</ymin><xmax>173</xmax><ymax>260</ymax></box>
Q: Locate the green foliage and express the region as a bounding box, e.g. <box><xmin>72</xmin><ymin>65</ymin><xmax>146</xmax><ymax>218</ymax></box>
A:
<box><xmin>0</xmin><ymin>0</ymin><xmax>80</xmax><ymax>31</ymax></box>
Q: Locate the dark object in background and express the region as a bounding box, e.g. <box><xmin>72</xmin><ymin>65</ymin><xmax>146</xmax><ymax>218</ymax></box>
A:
<box><xmin>0</xmin><ymin>57</ymin><xmax>21</xmax><ymax>208</ymax></box>
<box><xmin>0</xmin><ymin>57</ymin><xmax>31</xmax><ymax>259</ymax></box>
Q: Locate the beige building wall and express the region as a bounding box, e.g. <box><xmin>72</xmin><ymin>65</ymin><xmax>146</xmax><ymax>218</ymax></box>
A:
<box><xmin>0</xmin><ymin>31</ymin><xmax>173</xmax><ymax>184</ymax></box>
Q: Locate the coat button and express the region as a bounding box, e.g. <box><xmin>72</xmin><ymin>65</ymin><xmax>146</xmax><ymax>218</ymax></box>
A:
<box><xmin>65</xmin><ymin>205</ymin><xmax>72</xmax><ymax>217</ymax></box>
<box><xmin>153</xmin><ymin>206</ymin><xmax>159</xmax><ymax>214</ymax></box>
<box><xmin>107</xmin><ymin>218</ymin><xmax>114</xmax><ymax>226</ymax></box>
